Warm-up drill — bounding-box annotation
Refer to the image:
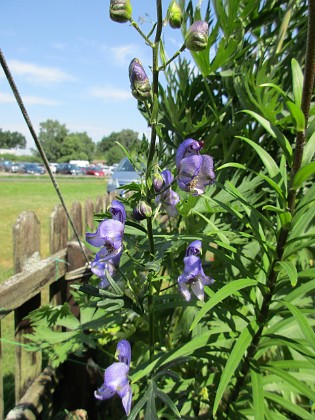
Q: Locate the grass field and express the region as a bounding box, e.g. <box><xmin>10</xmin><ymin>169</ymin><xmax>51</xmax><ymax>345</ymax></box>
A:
<box><xmin>0</xmin><ymin>174</ymin><xmax>107</xmax><ymax>404</ymax></box>
<box><xmin>0</xmin><ymin>174</ymin><xmax>107</xmax><ymax>282</ymax></box>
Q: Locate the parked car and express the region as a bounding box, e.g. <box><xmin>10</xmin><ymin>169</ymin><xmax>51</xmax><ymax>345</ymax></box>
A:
<box><xmin>20</xmin><ymin>163</ymin><xmax>45</xmax><ymax>175</ymax></box>
<box><xmin>86</xmin><ymin>166</ymin><xmax>105</xmax><ymax>177</ymax></box>
<box><xmin>107</xmin><ymin>158</ymin><xmax>140</xmax><ymax>194</ymax></box>
<box><xmin>0</xmin><ymin>160</ymin><xmax>12</xmax><ymax>171</ymax></box>
<box><xmin>5</xmin><ymin>161</ymin><xmax>20</xmax><ymax>173</ymax></box>
<box><xmin>56</xmin><ymin>163</ymin><xmax>85</xmax><ymax>175</ymax></box>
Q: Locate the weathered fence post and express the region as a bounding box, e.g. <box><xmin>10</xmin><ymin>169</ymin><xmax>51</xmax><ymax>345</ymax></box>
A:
<box><xmin>0</xmin><ymin>322</ymin><xmax>3</xmax><ymax>420</ymax></box>
<box><xmin>12</xmin><ymin>211</ymin><xmax>42</xmax><ymax>402</ymax></box>
<box><xmin>95</xmin><ymin>195</ymin><xmax>104</xmax><ymax>214</ymax></box>
<box><xmin>70</xmin><ymin>201</ymin><xmax>83</xmax><ymax>240</ymax></box>
<box><xmin>85</xmin><ymin>198</ymin><xmax>95</xmax><ymax>231</ymax></box>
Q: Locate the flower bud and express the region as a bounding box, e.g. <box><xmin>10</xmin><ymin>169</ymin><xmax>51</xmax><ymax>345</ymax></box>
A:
<box><xmin>185</xmin><ymin>20</ymin><xmax>209</xmax><ymax>52</ymax></box>
<box><xmin>133</xmin><ymin>201</ymin><xmax>152</xmax><ymax>221</ymax></box>
<box><xmin>129</xmin><ymin>58</ymin><xmax>151</xmax><ymax>101</ymax></box>
<box><xmin>109</xmin><ymin>0</ymin><xmax>132</xmax><ymax>23</ymax></box>
<box><xmin>152</xmin><ymin>172</ymin><xmax>164</xmax><ymax>192</ymax></box>
<box><xmin>167</xmin><ymin>1</ymin><xmax>183</xmax><ymax>29</ymax></box>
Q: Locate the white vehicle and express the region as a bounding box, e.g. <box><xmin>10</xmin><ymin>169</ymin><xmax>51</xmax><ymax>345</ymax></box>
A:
<box><xmin>69</xmin><ymin>160</ymin><xmax>89</xmax><ymax>168</ymax></box>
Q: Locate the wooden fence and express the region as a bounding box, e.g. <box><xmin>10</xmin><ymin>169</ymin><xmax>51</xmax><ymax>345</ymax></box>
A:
<box><xmin>0</xmin><ymin>193</ymin><xmax>114</xmax><ymax>419</ymax></box>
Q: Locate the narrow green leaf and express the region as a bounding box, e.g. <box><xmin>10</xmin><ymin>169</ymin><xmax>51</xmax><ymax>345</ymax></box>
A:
<box><xmin>276</xmin><ymin>261</ymin><xmax>298</xmax><ymax>286</ymax></box>
<box><xmin>236</xmin><ymin>136</ymin><xmax>280</xmax><ymax>178</ymax></box>
<box><xmin>242</xmin><ymin>110</ymin><xmax>293</xmax><ymax>164</ymax></box>
<box><xmin>280</xmin><ymin>300</ymin><xmax>315</xmax><ymax>351</ymax></box>
<box><xmin>264</xmin><ymin>392</ymin><xmax>314</xmax><ymax>419</ymax></box>
<box><xmin>104</xmin><ymin>269</ymin><xmax>123</xmax><ymax>296</ymax></box>
<box><xmin>217</xmin><ymin>162</ymin><xmax>247</xmax><ymax>171</ymax></box>
<box><xmin>264</xmin><ymin>365</ymin><xmax>315</xmax><ymax>402</ymax></box>
<box><xmin>291</xmin><ymin>58</ymin><xmax>303</xmax><ymax>107</ymax></box>
<box><xmin>292</xmin><ymin>162</ymin><xmax>315</xmax><ymax>190</ymax></box>
<box><xmin>286</xmin><ymin>101</ymin><xmax>305</xmax><ymax>132</ymax></box>
<box><xmin>213</xmin><ymin>320</ymin><xmax>259</xmax><ymax>415</ymax></box>
<box><xmin>190</xmin><ymin>279</ymin><xmax>257</xmax><ymax>331</ymax></box>
<box><xmin>155</xmin><ymin>388</ymin><xmax>181</xmax><ymax>418</ymax></box>
<box><xmin>128</xmin><ymin>389</ymin><xmax>150</xmax><ymax>420</ymax></box>
<box><xmin>302</xmin><ymin>129</ymin><xmax>315</xmax><ymax>165</ymax></box>
<box><xmin>250</xmin><ymin>365</ymin><xmax>265</xmax><ymax>420</ymax></box>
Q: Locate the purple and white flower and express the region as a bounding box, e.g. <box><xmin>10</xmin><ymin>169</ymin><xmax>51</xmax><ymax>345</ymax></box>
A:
<box><xmin>95</xmin><ymin>339</ymin><xmax>132</xmax><ymax>416</ymax></box>
<box><xmin>178</xmin><ymin>240</ymin><xmax>214</xmax><ymax>301</ymax></box>
<box><xmin>176</xmin><ymin>139</ymin><xmax>215</xmax><ymax>195</ymax></box>
<box><xmin>155</xmin><ymin>169</ymin><xmax>180</xmax><ymax>217</ymax></box>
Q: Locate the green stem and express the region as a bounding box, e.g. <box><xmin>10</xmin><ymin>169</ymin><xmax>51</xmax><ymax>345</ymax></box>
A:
<box><xmin>157</xmin><ymin>44</ymin><xmax>186</xmax><ymax>71</ymax></box>
<box><xmin>146</xmin><ymin>0</ymin><xmax>163</xmax><ymax>362</ymax></box>
<box><xmin>130</xmin><ymin>18</ymin><xmax>155</xmax><ymax>47</ymax></box>
<box><xmin>220</xmin><ymin>0</ymin><xmax>315</xmax><ymax>413</ymax></box>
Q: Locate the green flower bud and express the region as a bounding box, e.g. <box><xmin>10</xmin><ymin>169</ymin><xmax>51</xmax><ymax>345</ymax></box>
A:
<box><xmin>133</xmin><ymin>201</ymin><xmax>152</xmax><ymax>220</ymax></box>
<box><xmin>129</xmin><ymin>58</ymin><xmax>151</xmax><ymax>101</ymax></box>
<box><xmin>109</xmin><ymin>0</ymin><xmax>132</xmax><ymax>23</ymax></box>
<box><xmin>167</xmin><ymin>0</ymin><xmax>183</xmax><ymax>29</ymax></box>
<box><xmin>152</xmin><ymin>172</ymin><xmax>164</xmax><ymax>192</ymax></box>
<box><xmin>185</xmin><ymin>20</ymin><xmax>209</xmax><ymax>52</ymax></box>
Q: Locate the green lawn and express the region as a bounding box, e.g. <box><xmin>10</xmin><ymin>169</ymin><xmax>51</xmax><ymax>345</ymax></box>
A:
<box><xmin>0</xmin><ymin>174</ymin><xmax>107</xmax><ymax>403</ymax></box>
<box><xmin>0</xmin><ymin>174</ymin><xmax>107</xmax><ymax>282</ymax></box>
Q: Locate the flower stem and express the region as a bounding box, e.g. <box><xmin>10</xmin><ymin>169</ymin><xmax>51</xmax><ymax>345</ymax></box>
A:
<box><xmin>146</xmin><ymin>0</ymin><xmax>163</xmax><ymax>361</ymax></box>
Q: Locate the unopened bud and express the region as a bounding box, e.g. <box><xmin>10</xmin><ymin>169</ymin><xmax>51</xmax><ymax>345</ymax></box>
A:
<box><xmin>133</xmin><ymin>201</ymin><xmax>152</xmax><ymax>221</ymax></box>
<box><xmin>152</xmin><ymin>172</ymin><xmax>164</xmax><ymax>192</ymax></box>
<box><xmin>167</xmin><ymin>1</ymin><xmax>183</xmax><ymax>29</ymax></box>
<box><xmin>109</xmin><ymin>0</ymin><xmax>132</xmax><ymax>23</ymax></box>
<box><xmin>129</xmin><ymin>58</ymin><xmax>151</xmax><ymax>101</ymax></box>
<box><xmin>185</xmin><ymin>20</ymin><xmax>208</xmax><ymax>52</ymax></box>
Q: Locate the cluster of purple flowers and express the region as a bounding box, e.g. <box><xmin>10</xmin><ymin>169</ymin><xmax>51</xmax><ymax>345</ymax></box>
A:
<box><xmin>86</xmin><ymin>200</ymin><xmax>126</xmax><ymax>288</ymax></box>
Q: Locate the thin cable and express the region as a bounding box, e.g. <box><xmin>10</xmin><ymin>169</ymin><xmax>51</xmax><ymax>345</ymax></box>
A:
<box><xmin>0</xmin><ymin>48</ymin><xmax>89</xmax><ymax>264</ymax></box>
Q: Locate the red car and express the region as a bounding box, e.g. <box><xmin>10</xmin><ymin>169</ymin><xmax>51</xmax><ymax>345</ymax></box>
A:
<box><xmin>86</xmin><ymin>166</ymin><xmax>105</xmax><ymax>177</ymax></box>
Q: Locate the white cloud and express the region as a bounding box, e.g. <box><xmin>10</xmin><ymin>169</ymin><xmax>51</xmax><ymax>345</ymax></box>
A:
<box><xmin>8</xmin><ymin>60</ymin><xmax>76</xmax><ymax>83</ymax></box>
<box><xmin>0</xmin><ymin>92</ymin><xmax>60</xmax><ymax>106</ymax></box>
<box><xmin>109</xmin><ymin>44</ymin><xmax>140</xmax><ymax>65</ymax></box>
<box><xmin>88</xmin><ymin>86</ymin><xmax>131</xmax><ymax>101</ymax></box>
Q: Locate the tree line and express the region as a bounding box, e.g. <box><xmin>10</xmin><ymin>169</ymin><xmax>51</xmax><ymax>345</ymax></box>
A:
<box><xmin>0</xmin><ymin>119</ymin><xmax>142</xmax><ymax>165</ymax></box>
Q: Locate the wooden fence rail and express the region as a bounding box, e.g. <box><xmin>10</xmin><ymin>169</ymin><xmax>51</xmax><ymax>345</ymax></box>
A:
<box><xmin>0</xmin><ymin>193</ymin><xmax>114</xmax><ymax>419</ymax></box>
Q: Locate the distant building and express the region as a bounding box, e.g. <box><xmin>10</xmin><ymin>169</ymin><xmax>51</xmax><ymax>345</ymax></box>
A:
<box><xmin>0</xmin><ymin>148</ymin><xmax>28</xmax><ymax>156</ymax></box>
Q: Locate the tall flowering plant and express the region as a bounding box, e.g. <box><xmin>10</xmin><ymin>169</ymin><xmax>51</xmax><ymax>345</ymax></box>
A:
<box><xmin>27</xmin><ymin>1</ymin><xmax>315</xmax><ymax>418</ymax></box>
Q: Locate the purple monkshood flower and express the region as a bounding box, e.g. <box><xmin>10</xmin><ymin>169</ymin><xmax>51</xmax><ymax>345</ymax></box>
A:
<box><xmin>176</xmin><ymin>138</ymin><xmax>215</xmax><ymax>196</ymax></box>
<box><xmin>86</xmin><ymin>201</ymin><xmax>126</xmax><ymax>287</ymax></box>
<box><xmin>95</xmin><ymin>339</ymin><xmax>132</xmax><ymax>416</ymax></box>
<box><xmin>155</xmin><ymin>169</ymin><xmax>180</xmax><ymax>217</ymax></box>
<box><xmin>178</xmin><ymin>240</ymin><xmax>214</xmax><ymax>301</ymax></box>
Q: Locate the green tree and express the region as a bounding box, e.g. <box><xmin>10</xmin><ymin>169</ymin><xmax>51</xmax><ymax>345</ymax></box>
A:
<box><xmin>36</xmin><ymin>119</ymin><xmax>69</xmax><ymax>161</ymax></box>
<box><xmin>96</xmin><ymin>129</ymin><xmax>141</xmax><ymax>164</ymax></box>
<box><xmin>0</xmin><ymin>129</ymin><xmax>26</xmax><ymax>149</ymax></box>
<box><xmin>59</xmin><ymin>132</ymin><xmax>95</xmax><ymax>162</ymax></box>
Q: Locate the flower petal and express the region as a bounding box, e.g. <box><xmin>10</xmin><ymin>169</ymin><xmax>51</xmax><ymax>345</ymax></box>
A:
<box><xmin>110</xmin><ymin>200</ymin><xmax>126</xmax><ymax>224</ymax></box>
<box><xmin>98</xmin><ymin>219</ymin><xmax>124</xmax><ymax>249</ymax></box>
<box><xmin>175</xmin><ymin>139</ymin><xmax>202</xmax><ymax>168</ymax></box>
<box><xmin>179</xmin><ymin>282</ymin><xmax>191</xmax><ymax>301</ymax></box>
<box><xmin>105</xmin><ymin>362</ymin><xmax>129</xmax><ymax>392</ymax></box>
<box><xmin>186</xmin><ymin>240</ymin><xmax>202</xmax><ymax>256</ymax></box>
<box><xmin>118</xmin><ymin>384</ymin><xmax>132</xmax><ymax>416</ymax></box>
<box><xmin>94</xmin><ymin>384</ymin><xmax>116</xmax><ymax>400</ymax></box>
<box><xmin>191</xmin><ymin>279</ymin><xmax>205</xmax><ymax>301</ymax></box>
<box><xmin>86</xmin><ymin>222</ymin><xmax>106</xmax><ymax>248</ymax></box>
<box><xmin>178</xmin><ymin>255</ymin><xmax>202</xmax><ymax>283</ymax></box>
<box><xmin>116</xmin><ymin>339</ymin><xmax>131</xmax><ymax>367</ymax></box>
<box><xmin>177</xmin><ymin>155</ymin><xmax>202</xmax><ymax>192</ymax></box>
<box><xmin>192</xmin><ymin>154</ymin><xmax>215</xmax><ymax>195</ymax></box>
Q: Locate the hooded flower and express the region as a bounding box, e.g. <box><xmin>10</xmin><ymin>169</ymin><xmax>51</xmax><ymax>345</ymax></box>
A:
<box><xmin>95</xmin><ymin>339</ymin><xmax>132</xmax><ymax>416</ymax></box>
<box><xmin>178</xmin><ymin>240</ymin><xmax>214</xmax><ymax>301</ymax></box>
<box><xmin>176</xmin><ymin>138</ymin><xmax>215</xmax><ymax>195</ymax></box>
<box><xmin>129</xmin><ymin>58</ymin><xmax>151</xmax><ymax>101</ymax></box>
<box><xmin>86</xmin><ymin>201</ymin><xmax>126</xmax><ymax>287</ymax></box>
<box><xmin>185</xmin><ymin>20</ymin><xmax>209</xmax><ymax>51</ymax></box>
<box><xmin>155</xmin><ymin>169</ymin><xmax>180</xmax><ymax>217</ymax></box>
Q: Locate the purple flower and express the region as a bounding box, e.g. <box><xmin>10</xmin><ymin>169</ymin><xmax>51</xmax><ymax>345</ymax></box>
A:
<box><xmin>91</xmin><ymin>251</ymin><xmax>121</xmax><ymax>288</ymax></box>
<box><xmin>176</xmin><ymin>139</ymin><xmax>215</xmax><ymax>195</ymax></box>
<box><xmin>155</xmin><ymin>169</ymin><xmax>180</xmax><ymax>217</ymax></box>
<box><xmin>86</xmin><ymin>201</ymin><xmax>126</xmax><ymax>287</ymax></box>
<box><xmin>178</xmin><ymin>241</ymin><xmax>214</xmax><ymax>301</ymax></box>
<box><xmin>95</xmin><ymin>339</ymin><xmax>132</xmax><ymax>416</ymax></box>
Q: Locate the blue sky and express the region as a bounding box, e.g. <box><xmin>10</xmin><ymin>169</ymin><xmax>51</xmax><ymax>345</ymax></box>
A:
<box><xmin>0</xmin><ymin>0</ymin><xmax>194</xmax><ymax>152</ymax></box>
